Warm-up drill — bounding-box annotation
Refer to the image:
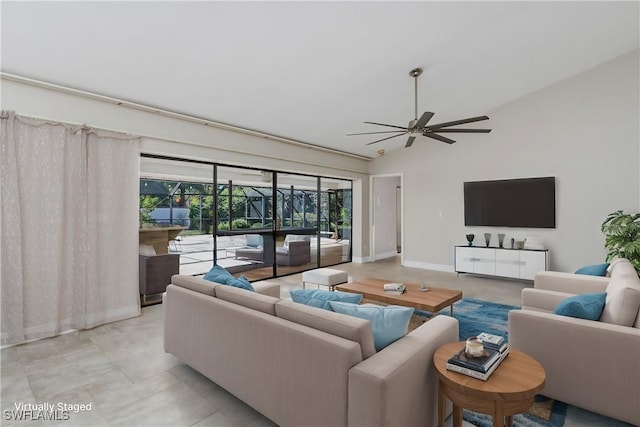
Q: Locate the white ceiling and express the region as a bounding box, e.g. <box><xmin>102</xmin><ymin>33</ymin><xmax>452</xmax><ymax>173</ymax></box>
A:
<box><xmin>2</xmin><ymin>1</ymin><xmax>638</xmax><ymax>158</ymax></box>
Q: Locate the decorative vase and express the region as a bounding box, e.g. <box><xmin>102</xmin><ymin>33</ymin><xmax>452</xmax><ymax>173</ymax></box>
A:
<box><xmin>465</xmin><ymin>234</ymin><xmax>475</xmax><ymax>246</ymax></box>
<box><xmin>484</xmin><ymin>233</ymin><xmax>491</xmax><ymax>247</ymax></box>
<box><xmin>498</xmin><ymin>233</ymin><xmax>505</xmax><ymax>248</ymax></box>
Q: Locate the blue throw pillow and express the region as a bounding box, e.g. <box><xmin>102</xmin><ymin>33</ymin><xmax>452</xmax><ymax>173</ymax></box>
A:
<box><xmin>203</xmin><ymin>265</ymin><xmax>232</xmax><ymax>283</ymax></box>
<box><xmin>203</xmin><ymin>265</ymin><xmax>254</xmax><ymax>291</ymax></box>
<box><xmin>289</xmin><ymin>289</ymin><xmax>362</xmax><ymax>310</ymax></box>
<box><xmin>574</xmin><ymin>263</ymin><xmax>609</xmax><ymax>276</ymax></box>
<box><xmin>329</xmin><ymin>301</ymin><xmax>414</xmax><ymax>351</ymax></box>
<box><xmin>245</xmin><ymin>234</ymin><xmax>263</xmax><ymax>248</ymax></box>
<box><xmin>554</xmin><ymin>292</ymin><xmax>607</xmax><ymax>320</ymax></box>
<box><xmin>225</xmin><ymin>275</ymin><xmax>255</xmax><ymax>292</ymax></box>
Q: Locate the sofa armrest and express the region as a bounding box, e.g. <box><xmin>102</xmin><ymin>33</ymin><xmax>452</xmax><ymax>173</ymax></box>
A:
<box><xmin>348</xmin><ymin>316</ymin><xmax>458</xmax><ymax>427</ymax></box>
<box><xmin>521</xmin><ymin>288</ymin><xmax>575</xmax><ymax>312</ymax></box>
<box><xmin>252</xmin><ymin>281</ymin><xmax>280</xmax><ymax>298</ymax></box>
<box><xmin>534</xmin><ymin>271</ymin><xmax>609</xmax><ymax>294</ymax></box>
<box><xmin>509</xmin><ymin>310</ymin><xmax>640</xmax><ymax>424</ymax></box>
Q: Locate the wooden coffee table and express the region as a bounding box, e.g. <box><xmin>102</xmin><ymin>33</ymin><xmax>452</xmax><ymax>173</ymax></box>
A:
<box><xmin>433</xmin><ymin>342</ymin><xmax>545</xmax><ymax>427</ymax></box>
<box><xmin>335</xmin><ymin>278</ymin><xmax>462</xmax><ymax>315</ymax></box>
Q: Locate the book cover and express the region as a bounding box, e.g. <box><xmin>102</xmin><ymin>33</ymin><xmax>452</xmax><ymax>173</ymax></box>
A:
<box><xmin>477</xmin><ymin>332</ymin><xmax>508</xmax><ymax>353</ymax></box>
<box><xmin>448</xmin><ymin>347</ymin><xmax>500</xmax><ymax>373</ymax></box>
<box><xmin>446</xmin><ymin>357</ymin><xmax>500</xmax><ymax>381</ymax></box>
<box><xmin>446</xmin><ymin>346</ymin><xmax>510</xmax><ymax>381</ymax></box>
<box><xmin>477</xmin><ymin>332</ymin><xmax>505</xmax><ymax>346</ymax></box>
<box><xmin>383</xmin><ymin>283</ymin><xmax>406</xmax><ymax>294</ymax></box>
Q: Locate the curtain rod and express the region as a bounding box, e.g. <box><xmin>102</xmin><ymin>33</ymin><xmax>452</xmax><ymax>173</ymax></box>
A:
<box><xmin>3</xmin><ymin>110</ymin><xmax>367</xmax><ymax>177</ymax></box>
<box><xmin>1</xmin><ymin>72</ymin><xmax>372</xmax><ymax>161</ymax></box>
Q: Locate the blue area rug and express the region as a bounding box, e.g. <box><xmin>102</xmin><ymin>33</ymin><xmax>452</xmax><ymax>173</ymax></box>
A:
<box><xmin>418</xmin><ymin>298</ymin><xmax>568</xmax><ymax>427</ymax></box>
<box><xmin>463</xmin><ymin>396</ymin><xmax>567</xmax><ymax>427</ymax></box>
<box><xmin>442</xmin><ymin>297</ymin><xmax>514</xmax><ymax>341</ymax></box>
<box><xmin>416</xmin><ymin>297</ymin><xmax>515</xmax><ymax>341</ymax></box>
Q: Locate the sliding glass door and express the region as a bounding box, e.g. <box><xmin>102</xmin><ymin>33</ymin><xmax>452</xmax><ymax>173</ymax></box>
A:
<box><xmin>140</xmin><ymin>155</ymin><xmax>352</xmax><ymax>280</ymax></box>
<box><xmin>215</xmin><ymin>166</ymin><xmax>274</xmax><ymax>281</ymax></box>
<box><xmin>139</xmin><ymin>157</ymin><xmax>215</xmax><ymax>276</ymax></box>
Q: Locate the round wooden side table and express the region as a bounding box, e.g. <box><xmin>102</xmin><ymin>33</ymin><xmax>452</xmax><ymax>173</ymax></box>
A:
<box><xmin>433</xmin><ymin>342</ymin><xmax>545</xmax><ymax>427</ymax></box>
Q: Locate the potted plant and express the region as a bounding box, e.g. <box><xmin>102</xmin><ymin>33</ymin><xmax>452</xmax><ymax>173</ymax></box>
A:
<box><xmin>601</xmin><ymin>210</ymin><xmax>640</xmax><ymax>274</ymax></box>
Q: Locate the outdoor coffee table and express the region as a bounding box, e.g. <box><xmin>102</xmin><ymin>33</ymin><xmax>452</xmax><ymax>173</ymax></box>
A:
<box><xmin>335</xmin><ymin>278</ymin><xmax>462</xmax><ymax>315</ymax></box>
<box><xmin>433</xmin><ymin>342</ymin><xmax>546</xmax><ymax>427</ymax></box>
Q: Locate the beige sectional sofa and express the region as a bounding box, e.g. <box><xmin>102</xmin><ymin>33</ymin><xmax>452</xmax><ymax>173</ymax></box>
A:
<box><xmin>509</xmin><ymin>259</ymin><xmax>640</xmax><ymax>425</ymax></box>
<box><xmin>164</xmin><ymin>275</ymin><xmax>459</xmax><ymax>427</ymax></box>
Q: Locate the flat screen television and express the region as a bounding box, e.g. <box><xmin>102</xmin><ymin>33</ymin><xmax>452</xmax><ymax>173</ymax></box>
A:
<box><xmin>464</xmin><ymin>177</ymin><xmax>556</xmax><ymax>228</ymax></box>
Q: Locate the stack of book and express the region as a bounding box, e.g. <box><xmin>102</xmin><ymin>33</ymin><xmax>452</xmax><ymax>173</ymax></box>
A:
<box><xmin>383</xmin><ymin>283</ymin><xmax>406</xmax><ymax>295</ymax></box>
<box><xmin>446</xmin><ymin>333</ymin><xmax>510</xmax><ymax>381</ymax></box>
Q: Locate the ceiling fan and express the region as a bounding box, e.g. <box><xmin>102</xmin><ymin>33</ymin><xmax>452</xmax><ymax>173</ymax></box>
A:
<box><xmin>348</xmin><ymin>68</ymin><xmax>491</xmax><ymax>147</ymax></box>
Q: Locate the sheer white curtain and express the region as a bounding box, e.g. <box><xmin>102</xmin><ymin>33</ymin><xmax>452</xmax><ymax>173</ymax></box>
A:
<box><xmin>1</xmin><ymin>111</ymin><xmax>141</xmax><ymax>346</ymax></box>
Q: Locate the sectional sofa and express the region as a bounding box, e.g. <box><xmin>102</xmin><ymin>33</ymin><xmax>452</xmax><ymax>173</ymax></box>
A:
<box><xmin>164</xmin><ymin>275</ymin><xmax>459</xmax><ymax>427</ymax></box>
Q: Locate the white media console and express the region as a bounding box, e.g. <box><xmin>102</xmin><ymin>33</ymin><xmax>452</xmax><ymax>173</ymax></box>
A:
<box><xmin>454</xmin><ymin>245</ymin><xmax>549</xmax><ymax>280</ymax></box>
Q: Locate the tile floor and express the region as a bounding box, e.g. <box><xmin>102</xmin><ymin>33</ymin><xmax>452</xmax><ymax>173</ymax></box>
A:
<box><xmin>0</xmin><ymin>256</ymin><xmax>632</xmax><ymax>426</ymax></box>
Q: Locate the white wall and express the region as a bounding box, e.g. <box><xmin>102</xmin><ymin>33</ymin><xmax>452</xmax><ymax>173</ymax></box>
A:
<box><xmin>1</xmin><ymin>77</ymin><xmax>372</xmax><ymax>259</ymax></box>
<box><xmin>369</xmin><ymin>50</ymin><xmax>640</xmax><ymax>272</ymax></box>
<box><xmin>372</xmin><ymin>175</ymin><xmax>401</xmax><ymax>259</ymax></box>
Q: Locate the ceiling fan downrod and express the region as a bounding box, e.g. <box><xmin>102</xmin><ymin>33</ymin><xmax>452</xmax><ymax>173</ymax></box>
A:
<box><xmin>409</xmin><ymin>67</ymin><xmax>423</xmax><ymax>124</ymax></box>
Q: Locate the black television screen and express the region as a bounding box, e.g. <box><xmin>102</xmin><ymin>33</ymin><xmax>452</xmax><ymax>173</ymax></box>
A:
<box><xmin>464</xmin><ymin>177</ymin><xmax>556</xmax><ymax>228</ymax></box>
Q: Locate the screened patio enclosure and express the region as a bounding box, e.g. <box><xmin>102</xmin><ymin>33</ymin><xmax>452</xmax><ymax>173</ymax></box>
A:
<box><xmin>139</xmin><ymin>156</ymin><xmax>352</xmax><ymax>280</ymax></box>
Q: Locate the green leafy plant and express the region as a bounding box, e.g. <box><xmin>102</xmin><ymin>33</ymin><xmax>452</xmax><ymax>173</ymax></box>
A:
<box><xmin>601</xmin><ymin>210</ymin><xmax>640</xmax><ymax>273</ymax></box>
<box><xmin>139</xmin><ymin>195</ymin><xmax>159</xmax><ymax>227</ymax></box>
<box><xmin>231</xmin><ymin>218</ymin><xmax>249</xmax><ymax>229</ymax></box>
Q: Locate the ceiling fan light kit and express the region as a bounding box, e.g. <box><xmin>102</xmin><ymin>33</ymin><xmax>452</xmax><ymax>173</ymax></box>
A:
<box><xmin>348</xmin><ymin>67</ymin><xmax>491</xmax><ymax>148</ymax></box>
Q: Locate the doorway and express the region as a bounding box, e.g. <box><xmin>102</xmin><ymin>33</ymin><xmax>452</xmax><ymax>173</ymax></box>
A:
<box><xmin>370</xmin><ymin>174</ymin><xmax>403</xmax><ymax>264</ymax></box>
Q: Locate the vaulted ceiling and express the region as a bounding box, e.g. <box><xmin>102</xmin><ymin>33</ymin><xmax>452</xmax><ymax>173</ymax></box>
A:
<box><xmin>2</xmin><ymin>1</ymin><xmax>638</xmax><ymax>158</ymax></box>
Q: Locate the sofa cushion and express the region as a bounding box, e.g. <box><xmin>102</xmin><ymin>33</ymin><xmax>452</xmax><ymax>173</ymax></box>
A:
<box><xmin>554</xmin><ymin>292</ymin><xmax>607</xmax><ymax>320</ymax></box>
<box><xmin>275</xmin><ymin>299</ymin><xmax>376</xmax><ymax>359</ymax></box>
<box><xmin>215</xmin><ymin>285</ymin><xmax>280</xmax><ymax>315</ymax></box>
<box><xmin>289</xmin><ymin>289</ymin><xmax>362</xmax><ymax>310</ymax></box>
<box><xmin>575</xmin><ymin>263</ymin><xmax>609</xmax><ymax>276</ymax></box>
<box><xmin>203</xmin><ymin>265</ymin><xmax>255</xmax><ymax>292</ymax></box>
<box><xmin>599</xmin><ymin>259</ymin><xmax>640</xmax><ymax>326</ymax></box>
<box><xmin>328</xmin><ymin>302</ymin><xmax>414</xmax><ymax>351</ymax></box>
<box><xmin>171</xmin><ymin>274</ymin><xmax>218</xmax><ymax>296</ymax></box>
<box><xmin>245</xmin><ymin>234</ymin><xmax>262</xmax><ymax>248</ymax></box>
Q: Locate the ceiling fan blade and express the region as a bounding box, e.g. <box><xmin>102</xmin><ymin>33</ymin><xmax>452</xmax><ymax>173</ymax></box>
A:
<box><xmin>405</xmin><ymin>136</ymin><xmax>416</xmax><ymax>148</ymax></box>
<box><xmin>428</xmin><ymin>115</ymin><xmax>490</xmax><ymax>130</ymax></box>
<box><xmin>423</xmin><ymin>132</ymin><xmax>456</xmax><ymax>144</ymax></box>
<box><xmin>347</xmin><ymin>130</ymin><xmax>407</xmax><ymax>136</ymax></box>
<box><xmin>366</xmin><ymin>132</ymin><xmax>408</xmax><ymax>145</ymax></box>
<box><xmin>434</xmin><ymin>128</ymin><xmax>492</xmax><ymax>133</ymax></box>
<box><xmin>364</xmin><ymin>121</ymin><xmax>409</xmax><ymax>130</ymax></box>
<box><xmin>415</xmin><ymin>112</ymin><xmax>435</xmax><ymax>129</ymax></box>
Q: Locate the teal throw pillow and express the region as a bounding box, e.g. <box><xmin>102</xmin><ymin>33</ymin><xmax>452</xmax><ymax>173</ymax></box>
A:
<box><xmin>225</xmin><ymin>275</ymin><xmax>255</xmax><ymax>292</ymax></box>
<box><xmin>574</xmin><ymin>263</ymin><xmax>609</xmax><ymax>276</ymax></box>
<box><xmin>329</xmin><ymin>301</ymin><xmax>414</xmax><ymax>351</ymax></box>
<box><xmin>203</xmin><ymin>266</ymin><xmax>254</xmax><ymax>291</ymax></box>
<box><xmin>289</xmin><ymin>289</ymin><xmax>362</xmax><ymax>310</ymax></box>
<box><xmin>203</xmin><ymin>265</ymin><xmax>232</xmax><ymax>283</ymax></box>
<box><xmin>245</xmin><ymin>234</ymin><xmax>263</xmax><ymax>248</ymax></box>
<box><xmin>554</xmin><ymin>292</ymin><xmax>607</xmax><ymax>320</ymax></box>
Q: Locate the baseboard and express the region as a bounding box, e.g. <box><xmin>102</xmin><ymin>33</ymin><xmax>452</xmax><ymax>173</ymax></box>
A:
<box><xmin>374</xmin><ymin>251</ymin><xmax>399</xmax><ymax>260</ymax></box>
<box><xmin>403</xmin><ymin>260</ymin><xmax>455</xmax><ymax>272</ymax></box>
<box><xmin>351</xmin><ymin>256</ymin><xmax>371</xmax><ymax>264</ymax></box>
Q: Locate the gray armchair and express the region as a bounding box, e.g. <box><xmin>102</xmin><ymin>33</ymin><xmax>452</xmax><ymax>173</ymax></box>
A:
<box><xmin>276</xmin><ymin>240</ymin><xmax>311</xmax><ymax>266</ymax></box>
<box><xmin>235</xmin><ymin>234</ymin><xmax>264</xmax><ymax>262</ymax></box>
<box><xmin>139</xmin><ymin>253</ymin><xmax>180</xmax><ymax>305</ymax></box>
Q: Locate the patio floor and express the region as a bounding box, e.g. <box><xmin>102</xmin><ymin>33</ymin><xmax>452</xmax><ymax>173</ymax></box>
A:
<box><xmin>170</xmin><ymin>233</ymin><xmax>350</xmax><ymax>277</ymax></box>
